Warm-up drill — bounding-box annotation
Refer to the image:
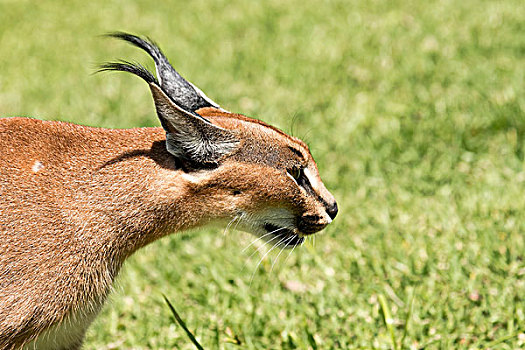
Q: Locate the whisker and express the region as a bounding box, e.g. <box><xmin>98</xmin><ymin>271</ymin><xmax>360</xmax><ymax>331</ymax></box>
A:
<box><xmin>222</xmin><ymin>215</ymin><xmax>238</xmax><ymax>236</ymax></box>
<box><xmin>269</xmin><ymin>235</ymin><xmax>294</xmax><ymax>274</ymax></box>
<box><xmin>276</xmin><ymin>216</ymin><xmax>295</xmax><ymax>219</ymax></box>
<box><xmin>241</xmin><ymin>231</ymin><xmax>284</xmax><ymax>272</ymax></box>
<box><xmin>241</xmin><ymin>227</ymin><xmax>286</xmax><ymax>253</ymax></box>
<box><xmin>246</xmin><ymin>230</ymin><xmax>284</xmax><ymax>260</ymax></box>
<box><xmin>283</xmin><ymin>239</ymin><xmax>300</xmax><ymax>266</ymax></box>
<box><xmin>250</xmin><ymin>234</ymin><xmax>289</xmax><ymax>283</ymax></box>
<box><xmin>242</xmin><ymin>231</ymin><xmax>274</xmax><ymax>254</ymax></box>
<box><xmin>232</xmin><ymin>212</ymin><xmax>248</xmax><ymax>232</ymax></box>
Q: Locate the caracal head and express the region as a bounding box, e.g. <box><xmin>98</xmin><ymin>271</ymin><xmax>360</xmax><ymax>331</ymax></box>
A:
<box><xmin>182</xmin><ymin>108</ymin><xmax>338</xmax><ymax>248</ymax></box>
<box><xmin>102</xmin><ymin>32</ymin><xmax>337</xmax><ymax>248</ymax></box>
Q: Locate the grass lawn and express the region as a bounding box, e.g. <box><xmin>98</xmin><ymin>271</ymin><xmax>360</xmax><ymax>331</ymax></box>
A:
<box><xmin>1</xmin><ymin>0</ymin><xmax>525</xmax><ymax>348</ymax></box>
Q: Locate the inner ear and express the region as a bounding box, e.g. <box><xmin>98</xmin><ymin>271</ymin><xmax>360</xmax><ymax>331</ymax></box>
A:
<box><xmin>149</xmin><ymin>84</ymin><xmax>239</xmax><ymax>167</ymax></box>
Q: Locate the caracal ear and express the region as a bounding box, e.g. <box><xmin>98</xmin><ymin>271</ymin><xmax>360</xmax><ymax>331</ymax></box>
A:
<box><xmin>149</xmin><ymin>83</ymin><xmax>239</xmax><ymax>166</ymax></box>
<box><xmin>99</xmin><ymin>37</ymin><xmax>239</xmax><ymax>167</ymax></box>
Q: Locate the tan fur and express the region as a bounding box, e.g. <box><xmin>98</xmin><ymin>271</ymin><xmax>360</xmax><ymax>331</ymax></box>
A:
<box><xmin>1</xmin><ymin>35</ymin><xmax>337</xmax><ymax>348</ymax></box>
<box><xmin>0</xmin><ymin>110</ymin><xmax>336</xmax><ymax>349</ymax></box>
<box><xmin>0</xmin><ymin>105</ymin><xmax>336</xmax><ymax>348</ymax></box>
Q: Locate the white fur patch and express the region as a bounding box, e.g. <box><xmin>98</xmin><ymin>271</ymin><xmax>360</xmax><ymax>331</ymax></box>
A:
<box><xmin>180</xmin><ymin>170</ymin><xmax>211</xmax><ymax>184</ymax></box>
<box><xmin>32</xmin><ymin>161</ymin><xmax>44</xmax><ymax>173</ymax></box>
<box><xmin>303</xmin><ymin>167</ymin><xmax>332</xmax><ymax>223</ymax></box>
<box><xmin>303</xmin><ymin>168</ymin><xmax>319</xmax><ymax>190</ymax></box>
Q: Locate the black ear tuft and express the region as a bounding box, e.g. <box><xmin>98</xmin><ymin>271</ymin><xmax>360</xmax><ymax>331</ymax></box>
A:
<box><xmin>105</xmin><ymin>32</ymin><xmax>220</xmax><ymax>113</ymax></box>
<box><xmin>98</xmin><ymin>61</ymin><xmax>158</xmax><ymax>85</ymax></box>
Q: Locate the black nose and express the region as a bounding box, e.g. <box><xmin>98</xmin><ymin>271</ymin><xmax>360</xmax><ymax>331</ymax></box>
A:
<box><xmin>327</xmin><ymin>201</ymin><xmax>338</xmax><ymax>220</ymax></box>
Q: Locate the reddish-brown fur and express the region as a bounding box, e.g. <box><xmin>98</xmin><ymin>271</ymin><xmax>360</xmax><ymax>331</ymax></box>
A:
<box><xmin>1</xmin><ymin>32</ymin><xmax>337</xmax><ymax>349</ymax></box>
<box><xmin>0</xmin><ymin>109</ymin><xmax>335</xmax><ymax>349</ymax></box>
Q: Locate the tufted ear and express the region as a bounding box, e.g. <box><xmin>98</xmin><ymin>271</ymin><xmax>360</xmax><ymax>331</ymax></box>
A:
<box><xmin>148</xmin><ymin>83</ymin><xmax>239</xmax><ymax>166</ymax></box>
<box><xmin>99</xmin><ymin>60</ymin><xmax>239</xmax><ymax>167</ymax></box>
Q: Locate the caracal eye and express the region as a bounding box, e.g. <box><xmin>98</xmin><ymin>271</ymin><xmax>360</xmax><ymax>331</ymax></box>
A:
<box><xmin>288</xmin><ymin>166</ymin><xmax>302</xmax><ymax>181</ymax></box>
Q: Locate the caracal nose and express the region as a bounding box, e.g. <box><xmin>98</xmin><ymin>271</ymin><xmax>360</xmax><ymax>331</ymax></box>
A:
<box><xmin>326</xmin><ymin>201</ymin><xmax>338</xmax><ymax>220</ymax></box>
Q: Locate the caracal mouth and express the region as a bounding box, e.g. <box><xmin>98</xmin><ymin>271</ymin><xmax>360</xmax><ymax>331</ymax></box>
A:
<box><xmin>263</xmin><ymin>223</ymin><xmax>305</xmax><ymax>248</ymax></box>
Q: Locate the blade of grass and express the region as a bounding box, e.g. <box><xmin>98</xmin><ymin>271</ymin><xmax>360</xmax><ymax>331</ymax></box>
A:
<box><xmin>400</xmin><ymin>288</ymin><xmax>415</xmax><ymax>347</ymax></box>
<box><xmin>163</xmin><ymin>294</ymin><xmax>204</xmax><ymax>350</ymax></box>
<box><xmin>379</xmin><ymin>294</ymin><xmax>398</xmax><ymax>350</ymax></box>
<box><xmin>485</xmin><ymin>330</ymin><xmax>525</xmax><ymax>348</ymax></box>
<box><xmin>305</xmin><ymin>324</ymin><xmax>318</xmax><ymax>350</ymax></box>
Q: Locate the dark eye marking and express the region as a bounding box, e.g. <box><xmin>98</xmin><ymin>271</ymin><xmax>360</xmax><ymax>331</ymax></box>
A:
<box><xmin>288</xmin><ymin>146</ymin><xmax>304</xmax><ymax>160</ymax></box>
<box><xmin>292</xmin><ymin>167</ymin><xmax>330</xmax><ymax>208</ymax></box>
<box><xmin>287</xmin><ymin>166</ymin><xmax>303</xmax><ymax>181</ymax></box>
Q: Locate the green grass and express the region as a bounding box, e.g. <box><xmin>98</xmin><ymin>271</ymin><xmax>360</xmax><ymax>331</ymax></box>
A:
<box><xmin>2</xmin><ymin>0</ymin><xmax>525</xmax><ymax>348</ymax></box>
